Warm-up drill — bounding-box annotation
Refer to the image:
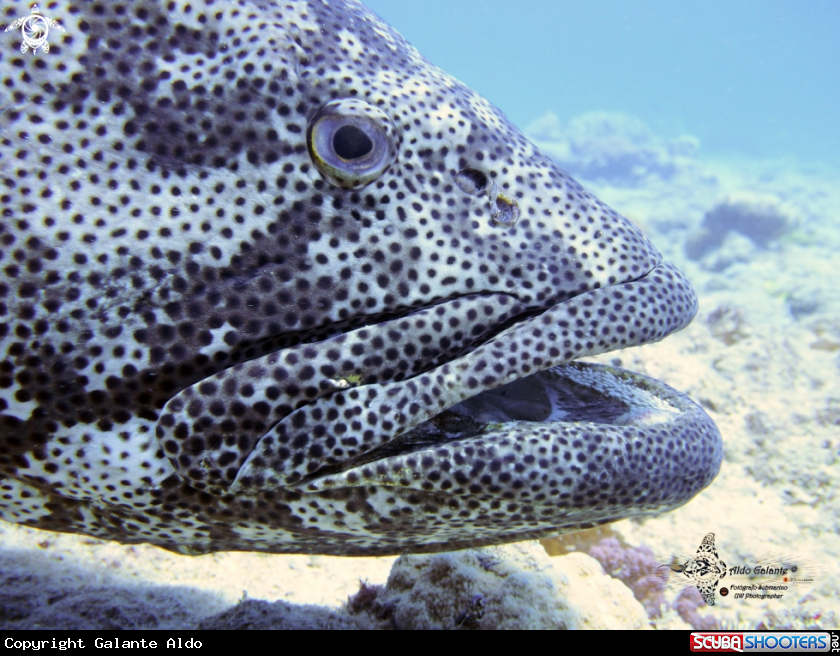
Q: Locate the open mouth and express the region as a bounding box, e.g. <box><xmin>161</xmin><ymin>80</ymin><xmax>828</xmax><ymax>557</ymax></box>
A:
<box><xmin>299</xmin><ymin>361</ymin><xmax>722</xmax><ymax>524</ymax></box>
<box><xmin>296</xmin><ymin>360</ymin><xmax>692</xmax><ymax>482</ymax></box>
<box><xmin>158</xmin><ymin>258</ymin><xmax>719</xmax><ymax>518</ymax></box>
<box><xmin>287</xmin><ymin>358</ymin><xmax>724</xmax><ymax>539</ymax></box>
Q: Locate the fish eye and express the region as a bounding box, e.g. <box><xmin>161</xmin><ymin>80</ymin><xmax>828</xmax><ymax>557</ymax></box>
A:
<box><xmin>306</xmin><ymin>99</ymin><xmax>397</xmax><ymax>190</ymax></box>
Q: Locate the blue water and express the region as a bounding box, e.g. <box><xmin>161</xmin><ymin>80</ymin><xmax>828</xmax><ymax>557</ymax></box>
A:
<box><xmin>365</xmin><ymin>0</ymin><xmax>840</xmax><ymax>168</ymax></box>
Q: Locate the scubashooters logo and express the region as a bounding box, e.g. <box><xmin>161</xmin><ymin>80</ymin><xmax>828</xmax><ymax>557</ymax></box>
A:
<box><xmin>3</xmin><ymin>4</ymin><xmax>65</xmax><ymax>54</ymax></box>
<box><xmin>690</xmin><ymin>632</ymin><xmax>834</xmax><ymax>653</ymax></box>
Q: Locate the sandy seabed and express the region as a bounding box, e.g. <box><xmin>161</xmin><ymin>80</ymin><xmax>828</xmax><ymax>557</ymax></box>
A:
<box><xmin>2</xmin><ymin>113</ymin><xmax>838</xmax><ymax>630</ymax></box>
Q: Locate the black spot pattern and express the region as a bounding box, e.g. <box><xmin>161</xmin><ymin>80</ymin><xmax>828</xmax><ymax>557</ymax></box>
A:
<box><xmin>0</xmin><ymin>0</ymin><xmax>721</xmax><ymax>555</ymax></box>
<box><xmin>307</xmin><ymin>362</ymin><xmax>722</xmax><ymax>537</ymax></box>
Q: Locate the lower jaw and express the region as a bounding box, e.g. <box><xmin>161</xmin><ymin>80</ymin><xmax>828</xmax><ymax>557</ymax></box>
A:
<box><xmin>301</xmin><ymin>360</ymin><xmax>723</xmax><ymax>524</ymax></box>
<box><xmin>225</xmin><ymin>260</ymin><xmax>703</xmax><ymax>492</ymax></box>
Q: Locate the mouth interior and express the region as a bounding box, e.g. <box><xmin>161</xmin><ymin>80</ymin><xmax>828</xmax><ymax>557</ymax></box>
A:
<box><xmin>300</xmin><ymin>362</ymin><xmax>681</xmax><ymax>483</ymax></box>
<box><xmin>450</xmin><ymin>369</ymin><xmax>638</xmax><ymax>425</ymax></box>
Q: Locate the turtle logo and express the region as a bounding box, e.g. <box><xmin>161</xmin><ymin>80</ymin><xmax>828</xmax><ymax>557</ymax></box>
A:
<box><xmin>669</xmin><ymin>533</ymin><xmax>727</xmax><ymax>606</ymax></box>
<box><xmin>4</xmin><ymin>5</ymin><xmax>65</xmax><ymax>54</ymax></box>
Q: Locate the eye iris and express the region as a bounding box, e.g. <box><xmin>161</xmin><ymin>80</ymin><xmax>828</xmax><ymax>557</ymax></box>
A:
<box><xmin>332</xmin><ymin>124</ymin><xmax>373</xmax><ymax>160</ymax></box>
<box><xmin>307</xmin><ymin>99</ymin><xmax>397</xmax><ymax>190</ymax></box>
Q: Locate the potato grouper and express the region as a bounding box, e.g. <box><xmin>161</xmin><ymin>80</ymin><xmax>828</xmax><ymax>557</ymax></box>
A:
<box><xmin>0</xmin><ymin>0</ymin><xmax>722</xmax><ymax>555</ymax></box>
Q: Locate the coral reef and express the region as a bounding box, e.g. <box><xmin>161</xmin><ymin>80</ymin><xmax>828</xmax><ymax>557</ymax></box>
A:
<box><xmin>685</xmin><ymin>192</ymin><xmax>797</xmax><ymax>261</ymax></box>
<box><xmin>673</xmin><ymin>588</ymin><xmax>720</xmax><ymax>630</ymax></box>
<box><xmin>587</xmin><ymin>537</ymin><xmax>669</xmax><ymax>617</ymax></box>
<box><xmin>756</xmin><ymin>605</ymin><xmax>839</xmax><ymax>630</ymax></box>
<box><xmin>581</xmin><ymin>536</ymin><xmax>719</xmax><ymax>630</ymax></box>
<box><xmin>542</xmin><ymin>530</ymin><xmax>726</xmax><ymax>630</ymax></box>
<box><xmin>196</xmin><ymin>541</ymin><xmax>657</xmax><ymax>630</ymax></box>
<box><xmin>808</xmin><ymin>321</ymin><xmax>840</xmax><ymax>354</ymax></box>
<box><xmin>198</xmin><ymin>600</ymin><xmax>359</xmax><ymax>630</ymax></box>
<box><xmin>527</xmin><ymin>111</ymin><xmax>699</xmax><ymax>185</ymax></box>
<box><xmin>705</xmin><ymin>304</ymin><xmax>751</xmax><ymax>346</ymax></box>
<box><xmin>345</xmin><ymin>541</ymin><xmax>651</xmax><ymax>630</ymax></box>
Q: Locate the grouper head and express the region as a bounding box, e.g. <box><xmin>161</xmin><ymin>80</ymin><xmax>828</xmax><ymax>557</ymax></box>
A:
<box><xmin>0</xmin><ymin>0</ymin><xmax>722</xmax><ymax>554</ymax></box>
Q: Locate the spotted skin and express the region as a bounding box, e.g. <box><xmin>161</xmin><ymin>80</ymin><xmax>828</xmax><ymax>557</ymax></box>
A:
<box><xmin>0</xmin><ymin>0</ymin><xmax>722</xmax><ymax>555</ymax></box>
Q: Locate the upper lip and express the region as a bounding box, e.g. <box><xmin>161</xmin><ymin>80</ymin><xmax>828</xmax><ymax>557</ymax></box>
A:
<box><xmin>287</xmin><ymin>256</ymin><xmax>704</xmax><ymax>489</ymax></box>
<box><xmin>229</xmin><ymin>259</ymin><xmax>693</xmax><ymax>489</ymax></box>
<box><xmin>157</xmin><ymin>244</ymin><xmax>685</xmax><ymax>494</ymax></box>
<box><xmin>284</xmin><ymin>258</ymin><xmax>662</xmax><ymax>365</ymax></box>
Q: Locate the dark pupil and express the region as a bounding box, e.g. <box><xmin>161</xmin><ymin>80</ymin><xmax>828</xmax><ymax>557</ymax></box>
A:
<box><xmin>333</xmin><ymin>125</ymin><xmax>373</xmax><ymax>160</ymax></box>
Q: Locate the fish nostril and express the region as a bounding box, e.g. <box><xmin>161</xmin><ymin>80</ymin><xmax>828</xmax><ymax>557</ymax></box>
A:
<box><xmin>455</xmin><ymin>168</ymin><xmax>489</xmax><ymax>195</ymax></box>
<box><xmin>491</xmin><ymin>194</ymin><xmax>520</xmax><ymax>227</ymax></box>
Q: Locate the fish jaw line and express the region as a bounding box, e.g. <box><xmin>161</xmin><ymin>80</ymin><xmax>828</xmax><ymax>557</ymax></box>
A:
<box><xmin>226</xmin><ymin>259</ymin><xmax>698</xmax><ymax>491</ymax></box>
<box><xmin>300</xmin><ymin>361</ymin><xmax>723</xmax><ymax>529</ymax></box>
